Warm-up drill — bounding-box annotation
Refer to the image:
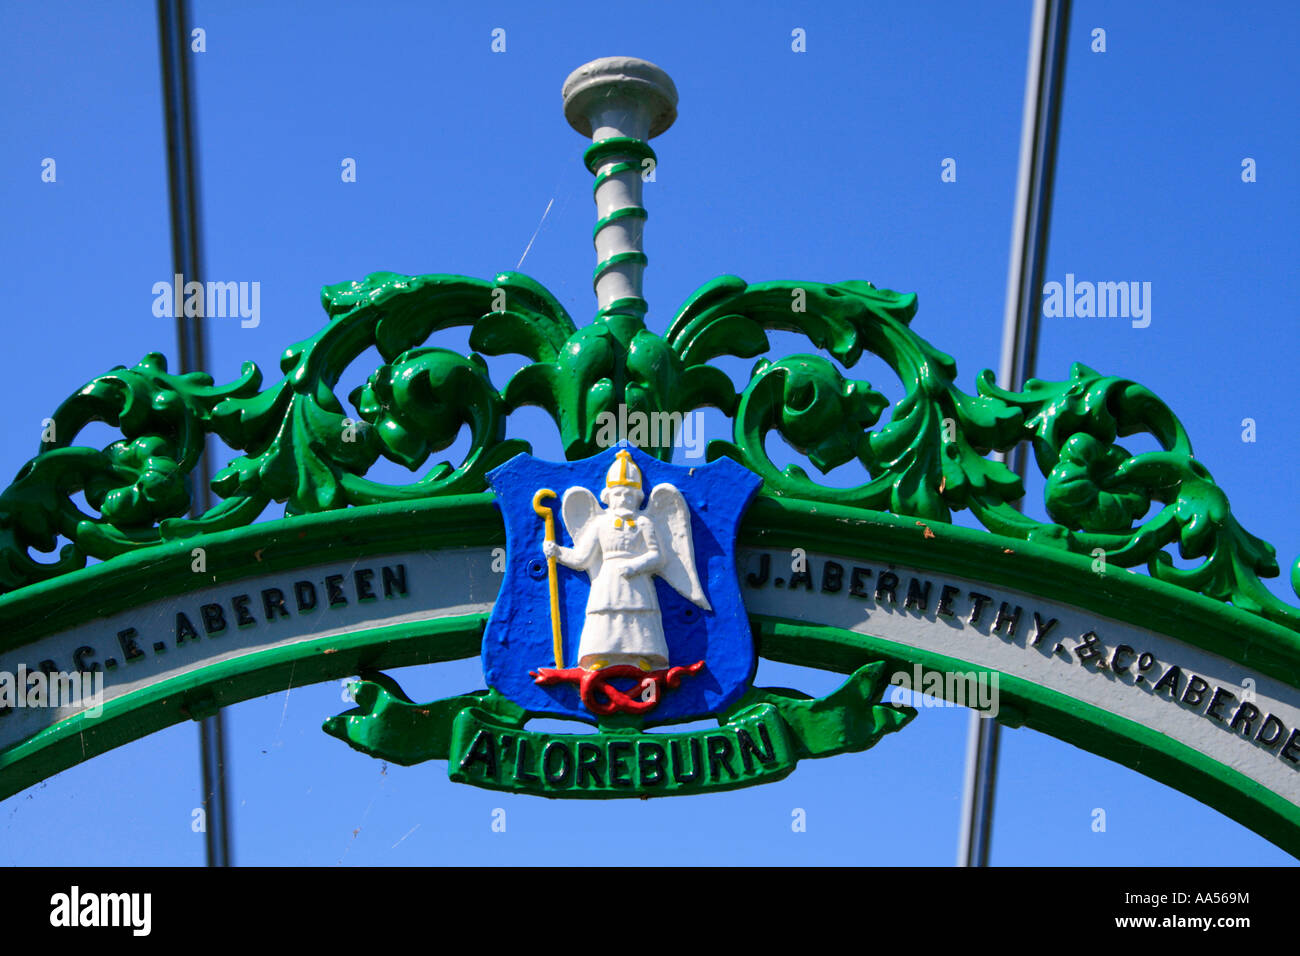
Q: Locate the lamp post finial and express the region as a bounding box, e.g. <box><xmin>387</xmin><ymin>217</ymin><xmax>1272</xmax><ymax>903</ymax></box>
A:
<box><xmin>562</xmin><ymin>57</ymin><xmax>678</xmax><ymax>328</ymax></box>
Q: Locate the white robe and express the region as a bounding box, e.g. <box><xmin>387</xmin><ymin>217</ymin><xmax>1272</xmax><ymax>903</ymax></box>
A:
<box><xmin>556</xmin><ymin>512</ymin><xmax>669</xmax><ymax>667</ymax></box>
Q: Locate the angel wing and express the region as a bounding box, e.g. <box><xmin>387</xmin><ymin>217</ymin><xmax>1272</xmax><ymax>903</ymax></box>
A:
<box><xmin>559</xmin><ymin>485</ymin><xmax>602</xmax><ymax>583</ymax></box>
<box><xmin>646</xmin><ymin>483</ymin><xmax>711</xmax><ymax>611</ymax></box>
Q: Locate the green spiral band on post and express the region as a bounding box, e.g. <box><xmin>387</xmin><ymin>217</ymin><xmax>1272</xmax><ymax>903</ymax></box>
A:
<box><xmin>583</xmin><ymin>136</ymin><xmax>656</xmax><ymax>174</ymax></box>
<box><xmin>592</xmin><ymin>206</ymin><xmax>648</xmax><ymax>243</ymax></box>
<box><xmin>593</xmin><ymin>161</ymin><xmax>639</xmax><ymax>193</ymax></box>
<box><xmin>596</xmin><ymin>296</ymin><xmax>650</xmax><ymax>321</ymax></box>
<box><xmin>592</xmin><ymin>251</ymin><xmax>648</xmax><ymax>287</ymax></box>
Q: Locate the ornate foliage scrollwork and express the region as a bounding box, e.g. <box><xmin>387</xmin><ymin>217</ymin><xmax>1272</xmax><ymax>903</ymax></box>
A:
<box><xmin>0</xmin><ymin>354</ymin><xmax>261</xmax><ymax>587</ymax></box>
<box><xmin>977</xmin><ymin>365</ymin><xmax>1294</xmax><ymax>627</ymax></box>
<box><xmin>670</xmin><ymin>277</ymin><xmax>1025</xmax><ymax>521</ymax></box>
<box><xmin>2</xmin><ymin>269</ymin><xmax>1296</xmax><ymax>635</ymax></box>
<box><xmin>667</xmin><ymin>277</ymin><xmax>1299</xmax><ymax>631</ymax></box>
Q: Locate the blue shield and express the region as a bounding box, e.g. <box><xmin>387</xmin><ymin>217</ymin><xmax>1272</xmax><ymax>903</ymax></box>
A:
<box><xmin>483</xmin><ymin>448</ymin><xmax>761</xmax><ymax>725</ymax></box>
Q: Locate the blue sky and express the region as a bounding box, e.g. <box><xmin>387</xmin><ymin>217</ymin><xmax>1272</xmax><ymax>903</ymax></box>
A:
<box><xmin>1</xmin><ymin>0</ymin><xmax>1296</xmax><ymax>864</ymax></box>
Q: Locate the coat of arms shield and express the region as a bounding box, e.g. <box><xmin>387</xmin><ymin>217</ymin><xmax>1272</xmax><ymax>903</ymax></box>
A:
<box><xmin>483</xmin><ymin>447</ymin><xmax>762</xmax><ymax>725</ymax></box>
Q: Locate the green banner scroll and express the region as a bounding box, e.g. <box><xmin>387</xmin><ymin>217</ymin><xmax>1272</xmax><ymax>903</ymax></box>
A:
<box><xmin>324</xmin><ymin>662</ymin><xmax>914</xmax><ymax>797</ymax></box>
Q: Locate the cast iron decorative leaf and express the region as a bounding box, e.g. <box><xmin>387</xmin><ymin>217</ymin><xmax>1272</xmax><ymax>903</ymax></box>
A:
<box><xmin>1</xmin><ymin>270</ymin><xmax>1295</xmax><ymax>635</ymax></box>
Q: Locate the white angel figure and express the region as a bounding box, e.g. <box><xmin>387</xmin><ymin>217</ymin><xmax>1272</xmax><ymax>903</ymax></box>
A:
<box><xmin>542</xmin><ymin>450</ymin><xmax>710</xmax><ymax>671</ymax></box>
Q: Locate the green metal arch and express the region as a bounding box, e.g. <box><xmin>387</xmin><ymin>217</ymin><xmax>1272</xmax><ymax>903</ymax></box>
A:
<box><xmin>1</xmin><ymin>495</ymin><xmax>1295</xmax><ymax>855</ymax></box>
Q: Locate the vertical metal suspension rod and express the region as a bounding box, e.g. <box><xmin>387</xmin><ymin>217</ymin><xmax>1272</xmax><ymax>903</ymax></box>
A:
<box><xmin>958</xmin><ymin>0</ymin><xmax>1071</xmax><ymax>868</ymax></box>
<box><xmin>157</xmin><ymin>0</ymin><xmax>231</xmax><ymax>868</ymax></box>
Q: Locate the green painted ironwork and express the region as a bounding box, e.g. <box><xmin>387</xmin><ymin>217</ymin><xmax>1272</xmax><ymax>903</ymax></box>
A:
<box><xmin>2</xmin><ymin>269</ymin><xmax>1297</xmax><ymax>637</ymax></box>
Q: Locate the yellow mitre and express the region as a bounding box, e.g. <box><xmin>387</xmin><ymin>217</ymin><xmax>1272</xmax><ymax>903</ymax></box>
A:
<box><xmin>606</xmin><ymin>449</ymin><xmax>642</xmax><ymax>489</ymax></box>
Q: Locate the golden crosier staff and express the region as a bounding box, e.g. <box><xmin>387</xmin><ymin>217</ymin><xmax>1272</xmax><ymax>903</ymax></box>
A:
<box><xmin>532</xmin><ymin>488</ymin><xmax>564</xmax><ymax>668</ymax></box>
